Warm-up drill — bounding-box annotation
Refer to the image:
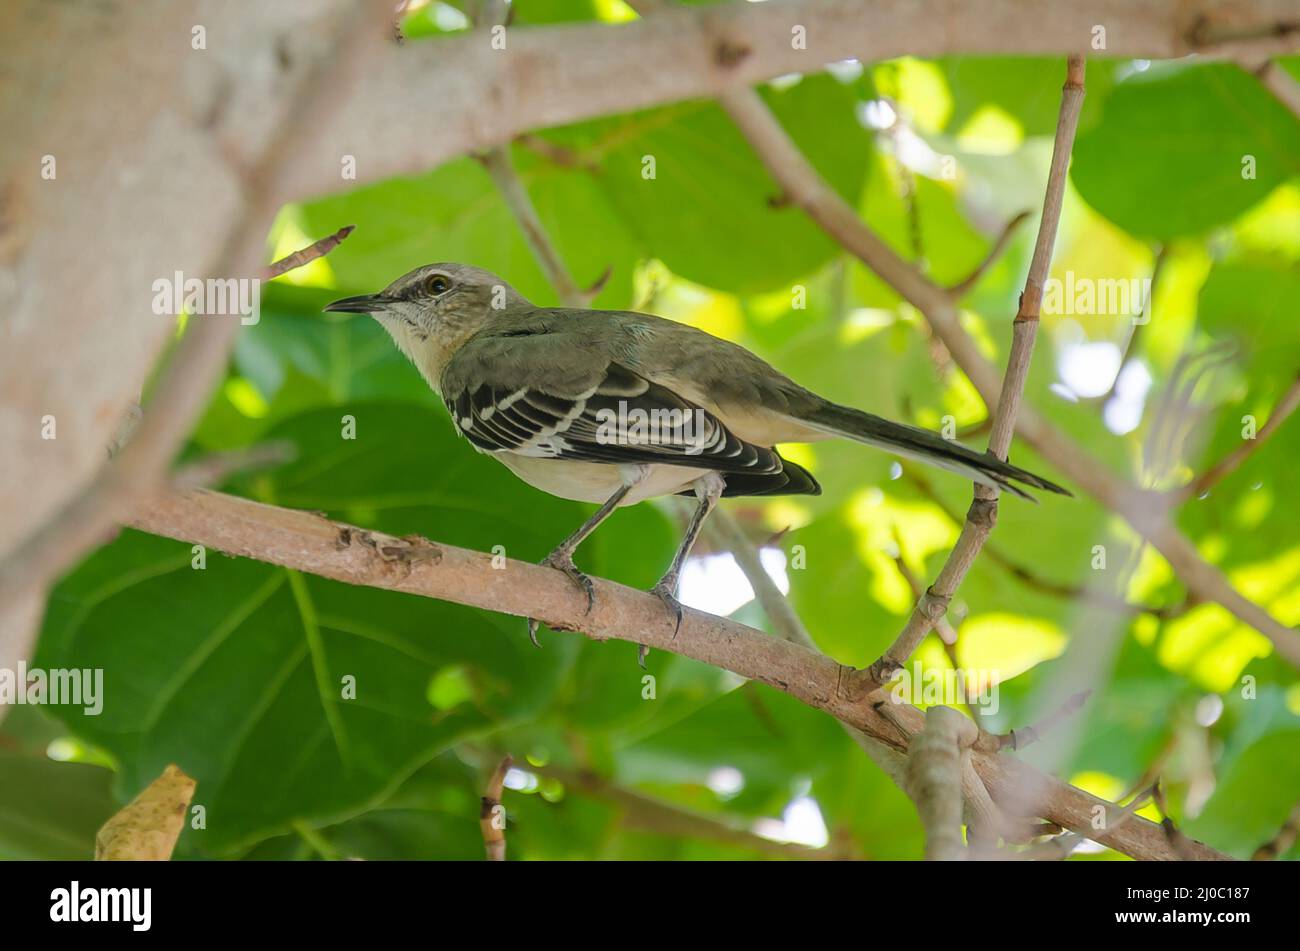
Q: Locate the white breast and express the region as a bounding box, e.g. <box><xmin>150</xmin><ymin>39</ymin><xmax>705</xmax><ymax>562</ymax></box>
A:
<box><xmin>493</xmin><ymin>454</ymin><xmax>710</xmax><ymax>505</ymax></box>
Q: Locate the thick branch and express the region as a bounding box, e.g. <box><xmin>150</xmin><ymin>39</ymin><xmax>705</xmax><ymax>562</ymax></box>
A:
<box><xmin>0</xmin><ymin>4</ymin><xmax>382</xmax><ymax>673</ymax></box>
<box><xmin>307</xmin><ymin>0</ymin><xmax>1300</xmax><ymax>199</ymax></box>
<box><xmin>123</xmin><ymin>488</ymin><xmax>1229</xmax><ymax>861</ymax></box>
<box><xmin>7</xmin><ymin>0</ymin><xmax>1300</xmax><ymax>689</ymax></box>
<box><xmin>0</xmin><ymin>215</ymin><xmax>361</xmax><ymax>665</ymax></box>
<box><xmin>907</xmin><ymin>706</ymin><xmax>969</xmax><ymax>860</ymax></box>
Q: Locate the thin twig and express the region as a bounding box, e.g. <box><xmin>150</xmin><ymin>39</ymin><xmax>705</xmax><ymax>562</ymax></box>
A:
<box><xmin>1250</xmin><ymin>58</ymin><xmax>1300</xmax><ymax>119</ymax></box>
<box><xmin>480</xmin><ymin>755</ymin><xmax>513</xmax><ymax>861</ymax></box>
<box><xmin>889</xmin><ymin>526</ymin><xmax>960</xmax><ymax>648</ymax></box>
<box><xmin>1252</xmin><ymin>802</ymin><xmax>1300</xmax><ymax>860</ymax></box>
<box><xmin>1151</xmin><ymin>782</ymin><xmax>1196</xmax><ymax>861</ymax></box>
<box><xmin>1020</xmin><ymin>784</ymin><xmax>1155</xmax><ymax>860</ymax></box>
<box><xmin>263</xmin><ymin>225</ymin><xmax>355</xmax><ymax>280</ymax></box>
<box><xmin>904</xmin><ymin>467</ymin><xmax>1190</xmax><ymax>620</ymax></box>
<box><xmin>525</xmin><ymin>760</ymin><xmax>845</xmax><ymax>859</ymax></box>
<box><xmin>1176</xmin><ymin>374</ymin><xmax>1300</xmax><ymax>502</ymax></box>
<box><xmin>993</xmin><ymin>689</ymin><xmax>1092</xmax><ymax>752</ymax></box>
<box><xmin>947</xmin><ymin>210</ymin><xmax>1032</xmax><ymax>299</ymax></box>
<box><xmin>172</xmin><ymin>442</ymin><xmax>297</xmax><ymax>491</ymax></box>
<box><xmin>473</xmin><ymin>1</ymin><xmax>593</xmax><ymax>309</ymax></box>
<box><xmin>478</xmin><ymin>147</ymin><xmax>590</xmax><ymax>306</ymax></box>
<box><xmin>703</xmin><ymin>511</ymin><xmax>919</xmax><ymax>799</ymax></box>
<box><xmin>867</xmin><ymin>55</ymin><xmax>1087</xmax><ymax>685</ymax></box>
<box><xmin>704</xmin><ymin>17</ymin><xmax>1300</xmax><ymax>665</ymax></box>
<box><xmin>1094</xmin><ymin>244</ymin><xmax>1168</xmax><ymax>406</ymax></box>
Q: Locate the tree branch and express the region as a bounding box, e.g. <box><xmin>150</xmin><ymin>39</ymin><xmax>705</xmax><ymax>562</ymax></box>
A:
<box><xmin>1249</xmin><ymin>58</ymin><xmax>1300</xmax><ymax>119</ymax></box>
<box><xmin>8</xmin><ymin>0</ymin><xmax>1299</xmax><ymax>688</ymax></box>
<box><xmin>524</xmin><ymin>760</ymin><xmax>844</xmax><ymax>859</ymax></box>
<box><xmin>122</xmin><ymin>487</ymin><xmax>1230</xmax><ymax>861</ymax></box>
<box><xmin>478</xmin><ymin>147</ymin><xmax>592</xmax><ymax>307</ymax></box>
<box><xmin>904</xmin><ymin>467</ymin><xmax>1190</xmax><ymax>620</ymax></box>
<box><xmin>714</xmin><ymin>39</ymin><xmax>1300</xmax><ymax>670</ymax></box>
<box><xmin>309</xmin><ymin>0</ymin><xmax>1300</xmax><ymax>200</ymax></box>
<box><xmin>946</xmin><ymin>210</ymin><xmax>1032</xmax><ymax>299</ymax></box>
<box><xmin>1252</xmin><ymin>802</ymin><xmax>1300</xmax><ymax>860</ymax></box>
<box><xmin>1176</xmin><ymin>374</ymin><xmax>1300</xmax><ymax>503</ymax></box>
<box><xmin>480</xmin><ymin>754</ymin><xmax>512</xmax><ymax>861</ymax></box>
<box><xmin>1094</xmin><ymin>244</ymin><xmax>1169</xmax><ymax>406</ymax></box>
<box><xmin>907</xmin><ymin>706</ymin><xmax>970</xmax><ymax>860</ymax></box>
<box><xmin>867</xmin><ymin>55</ymin><xmax>1086</xmax><ymax>684</ymax></box>
<box><xmin>0</xmin><ymin>4</ymin><xmax>384</xmax><ymax>677</ymax></box>
<box><xmin>0</xmin><ymin>215</ymin><xmax>362</xmax><ymax>668</ymax></box>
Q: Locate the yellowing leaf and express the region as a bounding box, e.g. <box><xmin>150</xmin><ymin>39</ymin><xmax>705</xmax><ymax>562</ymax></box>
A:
<box><xmin>1159</xmin><ymin>604</ymin><xmax>1271</xmax><ymax>691</ymax></box>
<box><xmin>957</xmin><ymin>613</ymin><xmax>1067</xmax><ymax>682</ymax></box>
<box><xmin>95</xmin><ymin>765</ymin><xmax>196</xmax><ymax>861</ymax></box>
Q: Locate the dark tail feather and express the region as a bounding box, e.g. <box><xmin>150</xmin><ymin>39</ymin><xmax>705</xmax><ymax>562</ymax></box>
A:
<box><xmin>679</xmin><ymin>454</ymin><xmax>822</xmax><ymax>499</ymax></box>
<box><xmin>802</xmin><ymin>401</ymin><xmax>1071</xmax><ymax>501</ymax></box>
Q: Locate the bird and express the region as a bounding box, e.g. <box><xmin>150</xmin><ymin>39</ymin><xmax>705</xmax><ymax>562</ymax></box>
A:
<box><xmin>325</xmin><ymin>263</ymin><xmax>1069</xmax><ymax>663</ymax></box>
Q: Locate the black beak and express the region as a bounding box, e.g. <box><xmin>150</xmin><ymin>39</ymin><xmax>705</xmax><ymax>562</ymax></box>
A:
<box><xmin>323</xmin><ymin>294</ymin><xmax>394</xmax><ymax>314</ymax></box>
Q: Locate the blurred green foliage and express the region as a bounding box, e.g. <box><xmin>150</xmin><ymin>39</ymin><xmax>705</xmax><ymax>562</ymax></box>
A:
<box><xmin>5</xmin><ymin>26</ymin><xmax>1298</xmax><ymax>860</ymax></box>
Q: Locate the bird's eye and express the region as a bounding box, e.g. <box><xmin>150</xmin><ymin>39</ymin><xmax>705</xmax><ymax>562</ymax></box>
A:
<box><xmin>426</xmin><ymin>275</ymin><xmax>451</xmax><ymax>295</ymax></box>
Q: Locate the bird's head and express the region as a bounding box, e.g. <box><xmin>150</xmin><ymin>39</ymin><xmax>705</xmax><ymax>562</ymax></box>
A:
<box><xmin>324</xmin><ymin>263</ymin><xmax>530</xmax><ymax>388</ymax></box>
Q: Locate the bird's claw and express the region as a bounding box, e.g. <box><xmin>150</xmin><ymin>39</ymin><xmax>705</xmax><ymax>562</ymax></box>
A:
<box><xmin>542</xmin><ymin>549</ymin><xmax>596</xmax><ymax>614</ymax></box>
<box><xmin>636</xmin><ymin>580</ymin><xmax>683</xmax><ymax>668</ymax></box>
<box><xmin>526</xmin><ymin>549</ymin><xmax>597</xmax><ymax>648</ymax></box>
<box><xmin>651</xmin><ymin>578</ymin><xmax>685</xmax><ymax>637</ymax></box>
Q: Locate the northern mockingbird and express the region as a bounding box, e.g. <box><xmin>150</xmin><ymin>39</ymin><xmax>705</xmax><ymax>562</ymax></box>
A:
<box><xmin>326</xmin><ymin>263</ymin><xmax>1068</xmax><ymax>661</ymax></box>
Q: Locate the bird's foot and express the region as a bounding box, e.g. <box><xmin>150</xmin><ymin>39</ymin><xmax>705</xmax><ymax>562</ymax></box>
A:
<box><xmin>525</xmin><ymin>549</ymin><xmax>597</xmax><ymax>648</ymax></box>
<box><xmin>542</xmin><ymin>548</ymin><xmax>597</xmax><ymax>613</ymax></box>
<box><xmin>651</xmin><ymin>577</ymin><xmax>685</xmax><ymax>637</ymax></box>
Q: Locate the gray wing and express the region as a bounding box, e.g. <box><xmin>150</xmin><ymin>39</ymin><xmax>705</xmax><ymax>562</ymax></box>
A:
<box><xmin>441</xmin><ymin>325</ymin><xmax>782</xmax><ymax>475</ymax></box>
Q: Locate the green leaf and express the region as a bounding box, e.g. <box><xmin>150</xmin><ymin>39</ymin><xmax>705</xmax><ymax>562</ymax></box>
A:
<box><xmin>936</xmin><ymin>56</ymin><xmax>1117</xmax><ymax>138</ymax></box>
<box><xmin>36</xmin><ymin>401</ymin><xmax>677</xmax><ymax>852</ymax></box>
<box><xmin>0</xmin><ymin>753</ymin><xmax>116</xmax><ymax>860</ymax></box>
<box><xmin>1185</xmin><ymin>731</ymin><xmax>1300</xmax><ymax>858</ymax></box>
<box><xmin>1072</xmin><ymin>63</ymin><xmax>1300</xmax><ymax>239</ymax></box>
<box><xmin>549</xmin><ymin>73</ymin><xmax>873</xmax><ymax>295</ymax></box>
<box><xmin>1196</xmin><ymin>260</ymin><xmax>1300</xmax><ymax>376</ymax></box>
<box><xmin>299</xmin><ymin>157</ymin><xmax>640</xmax><ymax>309</ymax></box>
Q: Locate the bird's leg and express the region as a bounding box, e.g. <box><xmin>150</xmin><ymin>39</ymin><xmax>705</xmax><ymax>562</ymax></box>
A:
<box><xmin>640</xmin><ymin>471</ymin><xmax>726</xmax><ymax>667</ymax></box>
<box><xmin>527</xmin><ymin>468</ymin><xmax>646</xmax><ymax>647</ymax></box>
